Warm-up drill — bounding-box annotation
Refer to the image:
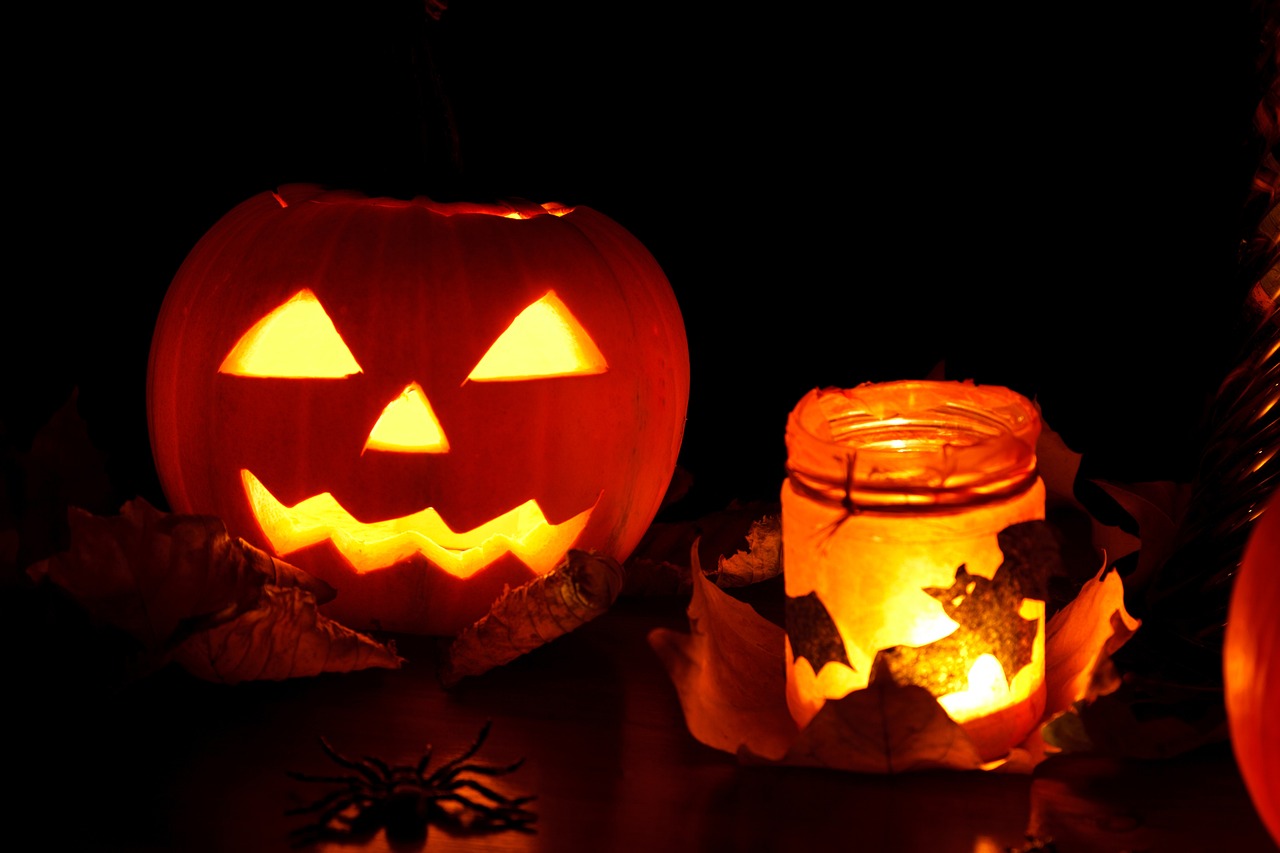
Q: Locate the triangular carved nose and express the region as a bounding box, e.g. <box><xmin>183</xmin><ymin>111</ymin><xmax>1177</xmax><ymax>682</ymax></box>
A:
<box><xmin>363</xmin><ymin>382</ymin><xmax>449</xmax><ymax>453</ymax></box>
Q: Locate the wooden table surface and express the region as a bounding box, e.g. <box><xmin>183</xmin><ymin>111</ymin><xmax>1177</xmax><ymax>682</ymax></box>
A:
<box><xmin>10</xmin><ymin>588</ymin><xmax>1277</xmax><ymax>853</ymax></box>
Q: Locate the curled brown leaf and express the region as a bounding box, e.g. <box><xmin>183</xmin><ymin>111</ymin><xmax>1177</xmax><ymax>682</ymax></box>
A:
<box><xmin>715</xmin><ymin>512</ymin><xmax>781</xmax><ymax>588</ymax></box>
<box><xmin>747</xmin><ymin>659</ymin><xmax>985</xmax><ymax>774</ymax></box>
<box><xmin>648</xmin><ymin>541</ymin><xmax>797</xmax><ymax>760</ymax></box>
<box><xmin>1090</xmin><ymin>479</ymin><xmax>1191</xmax><ymax>596</ymax></box>
<box><xmin>653</xmin><ymin>531</ymin><xmax>1143</xmax><ymax>774</ymax></box>
<box><xmin>624</xmin><ymin>500</ymin><xmax>781</xmax><ymax>596</ymax></box>
<box><xmin>26</xmin><ymin>498</ymin><xmax>401</xmax><ymax>682</ymax></box>
<box><xmin>1037</xmin><ymin>418</ymin><xmax>1085</xmax><ymax>511</ymax></box>
<box><xmin>1043</xmin><ymin>562</ymin><xmax>1142</xmax><ymax>717</ymax></box>
<box><xmin>438</xmin><ymin>549</ymin><xmax>624</xmax><ymax>687</ymax></box>
<box><xmin>174</xmin><ymin>585</ymin><xmax>403</xmax><ymax>684</ymax></box>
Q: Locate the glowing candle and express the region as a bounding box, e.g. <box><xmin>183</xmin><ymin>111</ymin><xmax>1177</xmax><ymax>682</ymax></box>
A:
<box><xmin>782</xmin><ymin>380</ymin><xmax>1047</xmax><ymax>761</ymax></box>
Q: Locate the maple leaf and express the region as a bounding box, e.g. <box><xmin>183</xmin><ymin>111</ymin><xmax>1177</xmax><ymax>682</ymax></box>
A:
<box><xmin>754</xmin><ymin>657</ymin><xmax>985</xmax><ymax>774</ymax></box>
<box><xmin>1089</xmin><ymin>479</ymin><xmax>1191</xmax><ymax>597</ymax></box>
<box><xmin>652</xmin><ymin>524</ymin><xmax>1141</xmax><ymax>774</ymax></box>
<box><xmin>1036</xmin><ymin>416</ymin><xmax>1087</xmax><ymax>512</ymax></box>
<box><xmin>652</xmin><ymin>556</ymin><xmax>988</xmax><ymax>772</ymax></box>
<box><xmin>2</xmin><ymin>388</ymin><xmax>118</xmax><ymax>576</ymax></box>
<box><xmin>1042</xmin><ymin>562</ymin><xmax>1141</xmax><ymax>716</ymax></box>
<box><xmin>647</xmin><ymin>539</ymin><xmax>798</xmax><ymax>761</ymax></box>
<box><xmin>173</xmin><ymin>584</ymin><xmax>403</xmax><ymax>684</ymax></box>
<box><xmin>27</xmin><ymin>498</ymin><xmax>403</xmax><ymax>684</ymax></box>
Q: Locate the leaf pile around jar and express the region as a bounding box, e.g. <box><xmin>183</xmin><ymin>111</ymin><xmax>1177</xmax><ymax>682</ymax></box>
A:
<box><xmin>649</xmin><ymin>541</ymin><xmax>1140</xmax><ymax>774</ymax></box>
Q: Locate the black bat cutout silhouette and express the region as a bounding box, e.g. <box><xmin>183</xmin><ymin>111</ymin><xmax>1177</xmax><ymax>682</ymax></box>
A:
<box><xmin>871</xmin><ymin>520</ymin><xmax>1058</xmax><ymax>697</ymax></box>
<box><xmin>785</xmin><ymin>590</ymin><xmax>853</xmax><ymax>673</ymax></box>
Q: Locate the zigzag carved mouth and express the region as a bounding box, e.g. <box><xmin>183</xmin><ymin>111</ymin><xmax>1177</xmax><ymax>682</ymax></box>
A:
<box><xmin>242</xmin><ymin>469</ymin><xmax>595</xmax><ymax>579</ymax></box>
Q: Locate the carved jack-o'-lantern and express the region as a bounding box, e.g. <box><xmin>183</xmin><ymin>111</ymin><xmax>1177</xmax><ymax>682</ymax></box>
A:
<box><xmin>782</xmin><ymin>381</ymin><xmax>1048</xmax><ymax>762</ymax></box>
<box><xmin>1224</xmin><ymin>486</ymin><xmax>1280</xmax><ymax>847</ymax></box>
<box><xmin>147</xmin><ymin>184</ymin><xmax>689</xmax><ymax>636</ymax></box>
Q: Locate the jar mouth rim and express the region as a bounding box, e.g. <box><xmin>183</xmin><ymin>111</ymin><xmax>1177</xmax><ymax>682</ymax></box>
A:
<box><xmin>785</xmin><ymin>380</ymin><xmax>1041</xmax><ymax>509</ymax></box>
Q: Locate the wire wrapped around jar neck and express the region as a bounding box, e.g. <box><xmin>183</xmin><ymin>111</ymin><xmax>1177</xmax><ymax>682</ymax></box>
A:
<box><xmin>784</xmin><ymin>381</ymin><xmax>1042</xmax><ymax>512</ymax></box>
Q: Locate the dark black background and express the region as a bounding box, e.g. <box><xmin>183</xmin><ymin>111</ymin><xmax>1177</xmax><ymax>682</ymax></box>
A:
<box><xmin>10</xmin><ymin>0</ymin><xmax>1271</xmax><ymax>522</ymax></box>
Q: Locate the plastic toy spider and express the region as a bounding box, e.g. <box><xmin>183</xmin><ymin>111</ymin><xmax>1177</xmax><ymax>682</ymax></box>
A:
<box><xmin>286</xmin><ymin>720</ymin><xmax>536</xmax><ymax>845</ymax></box>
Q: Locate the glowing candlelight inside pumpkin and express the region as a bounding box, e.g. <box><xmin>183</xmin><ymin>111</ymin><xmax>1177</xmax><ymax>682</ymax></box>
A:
<box><xmin>782</xmin><ymin>380</ymin><xmax>1047</xmax><ymax>762</ymax></box>
<box><xmin>147</xmin><ymin>184</ymin><xmax>689</xmax><ymax>637</ymax></box>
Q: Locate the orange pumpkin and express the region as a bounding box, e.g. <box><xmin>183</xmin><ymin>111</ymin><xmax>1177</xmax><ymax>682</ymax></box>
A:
<box><xmin>1224</xmin><ymin>486</ymin><xmax>1280</xmax><ymax>847</ymax></box>
<box><xmin>147</xmin><ymin>184</ymin><xmax>689</xmax><ymax>636</ymax></box>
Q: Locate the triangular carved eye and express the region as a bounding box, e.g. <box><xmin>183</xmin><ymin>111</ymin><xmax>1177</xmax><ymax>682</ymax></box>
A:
<box><xmin>220</xmin><ymin>290</ymin><xmax>362</xmax><ymax>377</ymax></box>
<box><xmin>466</xmin><ymin>290</ymin><xmax>607</xmax><ymax>382</ymax></box>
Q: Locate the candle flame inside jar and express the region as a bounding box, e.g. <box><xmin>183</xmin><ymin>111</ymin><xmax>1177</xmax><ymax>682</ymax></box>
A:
<box><xmin>782</xmin><ymin>381</ymin><xmax>1047</xmax><ymax>762</ymax></box>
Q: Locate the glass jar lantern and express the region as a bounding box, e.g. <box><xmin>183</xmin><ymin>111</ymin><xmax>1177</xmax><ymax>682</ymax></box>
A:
<box><xmin>782</xmin><ymin>380</ymin><xmax>1047</xmax><ymax>762</ymax></box>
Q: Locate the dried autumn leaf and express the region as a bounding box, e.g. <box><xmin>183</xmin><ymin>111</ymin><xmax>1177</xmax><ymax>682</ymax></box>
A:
<box><xmin>4</xmin><ymin>388</ymin><xmax>117</xmax><ymax>574</ymax></box>
<box><xmin>1036</xmin><ymin>417</ymin><xmax>1085</xmax><ymax>511</ymax></box>
<box><xmin>745</xmin><ymin>658</ymin><xmax>985</xmax><ymax>773</ymax></box>
<box><xmin>173</xmin><ymin>585</ymin><xmax>403</xmax><ymax>684</ymax></box>
<box><xmin>26</xmin><ymin>498</ymin><xmax>402</xmax><ymax>682</ymax></box>
<box><xmin>1087</xmin><ymin>515</ymin><xmax>1142</xmax><ymax>576</ymax></box>
<box><xmin>715</xmin><ymin>512</ymin><xmax>781</xmax><ymax>588</ymax></box>
<box><xmin>1090</xmin><ymin>479</ymin><xmax>1191</xmax><ymax>595</ymax></box>
<box><xmin>652</xmin><ymin>527</ymin><xmax>1143</xmax><ymax>775</ymax></box>
<box><xmin>1022</xmin><ymin>751</ymin><xmax>1262</xmax><ymax>853</ymax></box>
<box><xmin>653</xmin><ymin>554</ymin><xmax>984</xmax><ymax>771</ymax></box>
<box><xmin>647</xmin><ymin>541</ymin><xmax>797</xmax><ymax>760</ymax></box>
<box><xmin>624</xmin><ymin>500</ymin><xmax>781</xmax><ymax>595</ymax></box>
<box><xmin>1043</xmin><ymin>563</ymin><xmax>1142</xmax><ymax>717</ymax></box>
<box><xmin>1067</xmin><ymin>682</ymin><xmax>1233</xmax><ymax>760</ymax></box>
<box><xmin>438</xmin><ymin>549</ymin><xmax>625</xmax><ymax>687</ymax></box>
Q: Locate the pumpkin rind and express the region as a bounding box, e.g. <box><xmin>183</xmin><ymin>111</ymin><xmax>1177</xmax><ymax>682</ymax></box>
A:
<box><xmin>147</xmin><ymin>184</ymin><xmax>690</xmax><ymax>636</ymax></box>
<box><xmin>1223</xmin><ymin>486</ymin><xmax>1280</xmax><ymax>847</ymax></box>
